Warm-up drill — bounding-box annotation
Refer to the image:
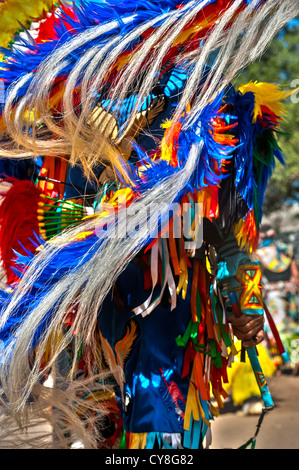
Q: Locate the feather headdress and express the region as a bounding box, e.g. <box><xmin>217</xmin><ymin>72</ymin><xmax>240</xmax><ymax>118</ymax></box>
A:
<box><xmin>0</xmin><ymin>0</ymin><xmax>297</xmax><ymax>179</ymax></box>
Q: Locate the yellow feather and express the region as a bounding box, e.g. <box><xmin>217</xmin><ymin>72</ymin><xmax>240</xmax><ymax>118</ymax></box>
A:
<box><xmin>114</xmin><ymin>320</ymin><xmax>138</xmax><ymax>371</ymax></box>
<box><xmin>100</xmin><ymin>320</ymin><xmax>139</xmax><ymax>402</ymax></box>
<box><xmin>238</xmin><ymin>81</ymin><xmax>294</xmax><ymax>122</ymax></box>
<box><xmin>0</xmin><ymin>0</ymin><xmax>54</xmax><ymax>51</ymax></box>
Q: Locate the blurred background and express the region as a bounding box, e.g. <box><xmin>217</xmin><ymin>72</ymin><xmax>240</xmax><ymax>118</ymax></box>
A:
<box><xmin>235</xmin><ymin>19</ymin><xmax>299</xmax><ymax>260</ymax></box>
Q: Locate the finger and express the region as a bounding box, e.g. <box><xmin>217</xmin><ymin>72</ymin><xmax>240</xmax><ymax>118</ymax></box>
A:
<box><xmin>230</xmin><ymin>315</ymin><xmax>264</xmax><ymax>333</ymax></box>
<box><xmin>235</xmin><ymin>318</ymin><xmax>264</xmax><ymax>336</ymax></box>
<box><xmin>242</xmin><ymin>329</ymin><xmax>265</xmax><ymax>348</ymax></box>
<box><xmin>229</xmin><ymin>313</ymin><xmax>264</xmax><ymax>327</ymax></box>
<box><xmin>233</xmin><ymin>321</ymin><xmax>264</xmax><ymax>342</ymax></box>
<box><xmin>232</xmin><ymin>317</ymin><xmax>264</xmax><ymax>344</ymax></box>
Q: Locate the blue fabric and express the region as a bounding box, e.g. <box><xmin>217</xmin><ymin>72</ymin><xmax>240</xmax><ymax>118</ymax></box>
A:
<box><xmin>0</xmin><ymin>158</ymin><xmax>41</xmax><ymax>182</ymax></box>
<box><xmin>64</xmin><ymin>163</ymin><xmax>104</xmax><ymax>199</ymax></box>
<box><xmin>98</xmin><ymin>261</ymin><xmax>192</xmax><ymax>433</ymax></box>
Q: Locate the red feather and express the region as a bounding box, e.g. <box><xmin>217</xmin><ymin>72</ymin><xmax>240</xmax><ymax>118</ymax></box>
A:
<box><xmin>0</xmin><ymin>178</ymin><xmax>42</xmax><ymax>284</ymax></box>
<box><xmin>35</xmin><ymin>3</ymin><xmax>79</xmax><ymax>44</ymax></box>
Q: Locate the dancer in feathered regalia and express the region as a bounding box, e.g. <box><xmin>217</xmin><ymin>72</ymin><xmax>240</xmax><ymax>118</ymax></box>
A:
<box><xmin>0</xmin><ymin>0</ymin><xmax>297</xmax><ymax>449</ymax></box>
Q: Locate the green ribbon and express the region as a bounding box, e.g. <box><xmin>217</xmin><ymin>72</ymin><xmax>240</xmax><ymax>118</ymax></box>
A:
<box><xmin>118</xmin><ymin>430</ymin><xmax>127</xmax><ymax>449</ymax></box>
<box><xmin>238</xmin><ymin>437</ymin><xmax>256</xmax><ymax>449</ymax></box>
<box><xmin>176</xmin><ymin>319</ymin><xmax>199</xmax><ymax>348</ymax></box>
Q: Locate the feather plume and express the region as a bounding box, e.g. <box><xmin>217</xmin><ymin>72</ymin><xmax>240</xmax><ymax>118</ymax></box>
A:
<box><xmin>114</xmin><ymin>320</ymin><xmax>138</xmax><ymax>369</ymax></box>
<box><xmin>100</xmin><ymin>320</ymin><xmax>138</xmax><ymax>404</ymax></box>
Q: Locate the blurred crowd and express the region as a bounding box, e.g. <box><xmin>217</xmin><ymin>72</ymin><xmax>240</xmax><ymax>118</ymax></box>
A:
<box><xmin>224</xmin><ymin>224</ymin><xmax>299</xmax><ymax>414</ymax></box>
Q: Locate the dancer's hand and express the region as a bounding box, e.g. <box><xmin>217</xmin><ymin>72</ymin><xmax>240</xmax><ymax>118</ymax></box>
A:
<box><xmin>229</xmin><ymin>313</ymin><xmax>265</xmax><ymax>348</ymax></box>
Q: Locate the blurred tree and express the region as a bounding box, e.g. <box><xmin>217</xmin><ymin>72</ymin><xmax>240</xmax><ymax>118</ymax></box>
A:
<box><xmin>233</xmin><ymin>21</ymin><xmax>299</xmax><ymax>213</ymax></box>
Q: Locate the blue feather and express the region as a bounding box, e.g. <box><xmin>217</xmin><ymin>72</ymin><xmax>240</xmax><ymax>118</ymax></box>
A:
<box><xmin>115</xmin><ymin>91</ymin><xmax>235</xmax><ymax>199</ymax></box>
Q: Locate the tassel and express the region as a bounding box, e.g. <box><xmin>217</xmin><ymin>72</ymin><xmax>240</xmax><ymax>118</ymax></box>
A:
<box><xmin>238</xmin><ymin>408</ymin><xmax>267</xmax><ymax>449</ymax></box>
